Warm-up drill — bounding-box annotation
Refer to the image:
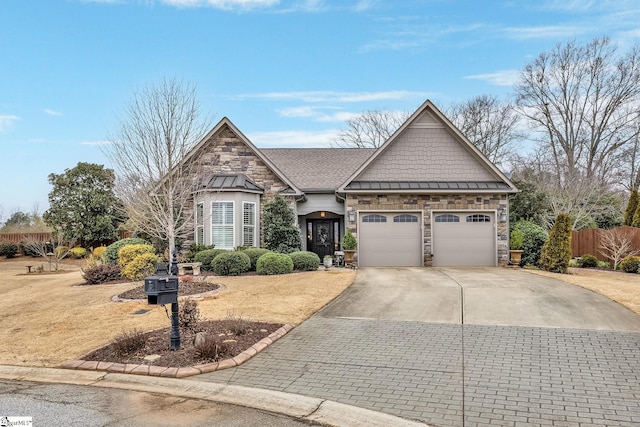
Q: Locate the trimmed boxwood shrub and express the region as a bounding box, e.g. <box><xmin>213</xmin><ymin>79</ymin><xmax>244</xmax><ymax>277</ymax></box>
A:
<box><xmin>70</xmin><ymin>247</ymin><xmax>88</xmax><ymax>259</ymax></box>
<box><xmin>103</xmin><ymin>238</ymin><xmax>149</xmax><ymax>265</ymax></box>
<box><xmin>242</xmin><ymin>248</ymin><xmax>272</xmax><ymax>271</ymax></box>
<box><xmin>256</xmin><ymin>252</ymin><xmax>294</xmax><ymax>275</ymax></box>
<box><xmin>512</xmin><ymin>220</ymin><xmax>547</xmax><ymax>267</ymax></box>
<box><xmin>83</xmin><ymin>264</ymin><xmax>121</xmax><ymax>284</ymax></box>
<box><xmin>92</xmin><ymin>246</ymin><xmax>107</xmax><ymax>259</ymax></box>
<box><xmin>0</xmin><ymin>242</ymin><xmax>18</xmax><ymax>258</ymax></box>
<box><xmin>118</xmin><ymin>244</ymin><xmax>156</xmax><ymax>268</ymax></box>
<box><xmin>211</xmin><ymin>252</ymin><xmax>251</xmax><ymax>276</ymax></box>
<box><xmin>121</xmin><ymin>253</ymin><xmax>162</xmax><ymax>280</ymax></box>
<box><xmin>288</xmin><ymin>251</ymin><xmax>320</xmax><ymax>271</ymax></box>
<box><xmin>194</xmin><ymin>249</ymin><xmax>228</xmax><ymax>271</ymax></box>
<box><xmin>619</xmin><ymin>255</ymin><xmax>640</xmax><ymax>273</ymax></box>
<box><xmin>185</xmin><ymin>243</ymin><xmax>215</xmax><ymax>262</ymax></box>
<box><xmin>577</xmin><ymin>254</ymin><xmax>599</xmax><ymax>268</ymax></box>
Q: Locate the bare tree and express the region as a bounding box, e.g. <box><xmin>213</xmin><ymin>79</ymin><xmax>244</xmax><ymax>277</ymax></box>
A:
<box><xmin>103</xmin><ymin>78</ymin><xmax>210</xmax><ymax>257</ymax></box>
<box><xmin>332</xmin><ymin>109</ymin><xmax>409</xmax><ymax>148</ymax></box>
<box><xmin>446</xmin><ymin>95</ymin><xmax>522</xmax><ymax>167</ymax></box>
<box><xmin>22</xmin><ymin>236</ymin><xmax>75</xmax><ymax>271</ymax></box>
<box><xmin>598</xmin><ymin>227</ymin><xmax>640</xmax><ymax>270</ymax></box>
<box><xmin>515</xmin><ymin>37</ymin><xmax>640</xmax><ymax>186</ymax></box>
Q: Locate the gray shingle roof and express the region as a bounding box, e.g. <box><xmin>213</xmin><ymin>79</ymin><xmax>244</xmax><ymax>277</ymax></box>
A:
<box><xmin>261</xmin><ymin>148</ymin><xmax>376</xmax><ymax>191</ymax></box>
<box><xmin>199</xmin><ymin>173</ymin><xmax>264</xmax><ymax>193</ymax></box>
<box><xmin>344</xmin><ymin>181</ymin><xmax>512</xmax><ymax>191</ymax></box>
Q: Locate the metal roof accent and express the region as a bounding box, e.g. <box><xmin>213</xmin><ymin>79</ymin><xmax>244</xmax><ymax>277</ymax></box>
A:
<box><xmin>344</xmin><ymin>181</ymin><xmax>513</xmax><ymax>191</ymax></box>
<box><xmin>199</xmin><ymin>173</ymin><xmax>264</xmax><ymax>193</ymax></box>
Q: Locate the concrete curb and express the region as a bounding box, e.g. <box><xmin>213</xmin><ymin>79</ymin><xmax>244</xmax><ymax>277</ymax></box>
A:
<box><xmin>61</xmin><ymin>324</ymin><xmax>295</xmax><ymax>378</ymax></box>
<box><xmin>0</xmin><ymin>365</ymin><xmax>428</xmax><ymax>427</ymax></box>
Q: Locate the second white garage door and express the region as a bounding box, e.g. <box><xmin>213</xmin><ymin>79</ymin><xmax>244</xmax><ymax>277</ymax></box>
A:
<box><xmin>358</xmin><ymin>212</ymin><xmax>423</xmax><ymax>267</ymax></box>
<box><xmin>432</xmin><ymin>212</ymin><xmax>496</xmax><ymax>266</ymax></box>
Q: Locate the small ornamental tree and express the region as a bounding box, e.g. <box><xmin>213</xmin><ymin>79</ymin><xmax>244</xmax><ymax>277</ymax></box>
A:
<box><xmin>539</xmin><ymin>212</ymin><xmax>572</xmax><ymax>273</ymax></box>
<box><xmin>624</xmin><ymin>188</ymin><xmax>639</xmax><ymax>226</ymax></box>
<box><xmin>262</xmin><ymin>195</ymin><xmax>301</xmax><ymax>253</ymax></box>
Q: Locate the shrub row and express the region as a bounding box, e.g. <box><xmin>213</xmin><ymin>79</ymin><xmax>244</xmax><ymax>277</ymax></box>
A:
<box><xmin>0</xmin><ymin>242</ymin><xmax>18</xmax><ymax>258</ymax></box>
<box><xmin>190</xmin><ymin>247</ymin><xmax>320</xmax><ymax>276</ymax></box>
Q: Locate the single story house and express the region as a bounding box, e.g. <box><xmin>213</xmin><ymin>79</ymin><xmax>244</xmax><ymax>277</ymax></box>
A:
<box><xmin>183</xmin><ymin>99</ymin><xmax>518</xmax><ymax>267</ymax></box>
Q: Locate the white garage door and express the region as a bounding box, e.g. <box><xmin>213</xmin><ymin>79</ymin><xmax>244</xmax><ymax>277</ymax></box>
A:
<box><xmin>358</xmin><ymin>212</ymin><xmax>423</xmax><ymax>267</ymax></box>
<box><xmin>432</xmin><ymin>212</ymin><xmax>496</xmax><ymax>267</ymax></box>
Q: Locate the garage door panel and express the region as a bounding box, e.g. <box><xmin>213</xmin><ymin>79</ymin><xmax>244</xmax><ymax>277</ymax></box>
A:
<box><xmin>359</xmin><ymin>212</ymin><xmax>422</xmax><ymax>267</ymax></box>
<box><xmin>432</xmin><ymin>212</ymin><xmax>495</xmax><ymax>267</ymax></box>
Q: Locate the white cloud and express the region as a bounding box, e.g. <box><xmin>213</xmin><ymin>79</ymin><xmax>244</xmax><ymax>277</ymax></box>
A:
<box><xmin>502</xmin><ymin>25</ymin><xmax>585</xmax><ymax>40</ymax></box>
<box><xmin>465</xmin><ymin>70</ymin><xmax>521</xmax><ymax>87</ymax></box>
<box><xmin>44</xmin><ymin>109</ymin><xmax>63</xmax><ymax>116</ymax></box>
<box><xmin>0</xmin><ymin>115</ymin><xmax>19</xmax><ymax>132</ymax></box>
<box><xmin>81</xmin><ymin>140</ymin><xmax>112</xmax><ymax>146</ymax></box>
<box><xmin>235</xmin><ymin>90</ymin><xmax>431</xmax><ymax>103</ymax></box>
<box><xmin>161</xmin><ymin>0</ymin><xmax>279</xmax><ymax>9</ymax></box>
<box><xmin>247</xmin><ymin>129</ymin><xmax>339</xmax><ymax>147</ymax></box>
<box><xmin>278</xmin><ymin>106</ymin><xmax>358</xmax><ymax>122</ymax></box>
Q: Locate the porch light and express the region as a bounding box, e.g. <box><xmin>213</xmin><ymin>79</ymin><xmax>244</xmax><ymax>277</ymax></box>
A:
<box><xmin>498</xmin><ymin>207</ymin><xmax>507</xmax><ymax>223</ymax></box>
<box><xmin>348</xmin><ymin>212</ymin><xmax>356</xmax><ymax>222</ymax></box>
<box><xmin>320</xmin><ymin>211</ymin><xmax>326</xmax><ymax>218</ymax></box>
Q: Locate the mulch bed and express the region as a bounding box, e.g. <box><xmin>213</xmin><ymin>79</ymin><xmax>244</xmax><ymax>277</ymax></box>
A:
<box><xmin>82</xmin><ymin>319</ymin><xmax>283</xmax><ymax>368</ymax></box>
<box><xmin>116</xmin><ymin>280</ymin><xmax>221</xmax><ymax>300</ymax></box>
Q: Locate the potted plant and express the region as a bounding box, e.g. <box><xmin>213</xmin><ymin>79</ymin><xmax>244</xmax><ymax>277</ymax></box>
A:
<box><xmin>509</xmin><ymin>228</ymin><xmax>524</xmax><ymax>265</ymax></box>
<box><xmin>342</xmin><ymin>229</ymin><xmax>357</xmax><ymax>265</ymax></box>
<box><xmin>323</xmin><ymin>254</ymin><xmax>333</xmax><ymax>268</ymax></box>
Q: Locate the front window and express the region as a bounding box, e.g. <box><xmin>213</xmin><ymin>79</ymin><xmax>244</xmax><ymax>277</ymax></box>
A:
<box><xmin>196</xmin><ymin>203</ymin><xmax>204</xmax><ymax>244</ymax></box>
<box><xmin>212</xmin><ymin>201</ymin><xmax>234</xmax><ymax>249</ymax></box>
<box><xmin>243</xmin><ymin>202</ymin><xmax>256</xmax><ymax>246</ymax></box>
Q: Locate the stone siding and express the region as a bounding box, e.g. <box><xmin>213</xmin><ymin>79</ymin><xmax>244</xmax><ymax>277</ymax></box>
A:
<box><xmin>346</xmin><ymin>193</ymin><xmax>509</xmax><ymax>267</ymax></box>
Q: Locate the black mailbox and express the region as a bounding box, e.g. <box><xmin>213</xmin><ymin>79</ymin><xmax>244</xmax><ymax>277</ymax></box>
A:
<box><xmin>144</xmin><ymin>275</ymin><xmax>179</xmax><ymax>305</ymax></box>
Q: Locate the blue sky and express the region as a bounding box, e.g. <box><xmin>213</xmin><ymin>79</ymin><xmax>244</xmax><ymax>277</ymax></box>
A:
<box><xmin>1</xmin><ymin>0</ymin><xmax>639</xmax><ymax>215</ymax></box>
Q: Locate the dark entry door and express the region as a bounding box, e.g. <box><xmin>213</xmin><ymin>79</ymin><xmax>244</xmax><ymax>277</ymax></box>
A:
<box><xmin>309</xmin><ymin>220</ymin><xmax>335</xmax><ymax>259</ymax></box>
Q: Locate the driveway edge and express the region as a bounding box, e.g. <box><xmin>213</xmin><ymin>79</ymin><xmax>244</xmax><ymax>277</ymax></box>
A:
<box><xmin>0</xmin><ymin>365</ymin><xmax>428</xmax><ymax>427</ymax></box>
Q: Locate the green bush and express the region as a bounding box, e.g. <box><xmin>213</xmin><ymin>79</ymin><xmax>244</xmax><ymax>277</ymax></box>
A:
<box><xmin>211</xmin><ymin>252</ymin><xmax>251</xmax><ymax>276</ymax></box>
<box><xmin>185</xmin><ymin>243</ymin><xmax>215</xmax><ymax>262</ymax></box>
<box><xmin>242</xmin><ymin>248</ymin><xmax>272</xmax><ymax>271</ymax></box>
<box><xmin>70</xmin><ymin>246</ymin><xmax>88</xmax><ymax>259</ymax></box>
<box><xmin>118</xmin><ymin>244</ymin><xmax>156</xmax><ymax>268</ymax></box>
<box><xmin>539</xmin><ymin>213</ymin><xmax>572</xmax><ymax>273</ymax></box>
<box><xmin>121</xmin><ymin>253</ymin><xmax>162</xmax><ymax>280</ymax></box>
<box><xmin>102</xmin><ymin>238</ymin><xmax>149</xmax><ymax>265</ymax></box>
<box><xmin>512</xmin><ymin>220</ymin><xmax>548</xmax><ymax>267</ymax></box>
<box><xmin>619</xmin><ymin>255</ymin><xmax>640</xmax><ymax>273</ymax></box>
<box><xmin>0</xmin><ymin>242</ymin><xmax>18</xmax><ymax>258</ymax></box>
<box><xmin>194</xmin><ymin>249</ymin><xmax>228</xmax><ymax>271</ymax></box>
<box><xmin>262</xmin><ymin>195</ymin><xmax>301</xmax><ymax>253</ymax></box>
<box><xmin>256</xmin><ymin>252</ymin><xmax>294</xmax><ymax>275</ymax></box>
<box><xmin>577</xmin><ymin>254</ymin><xmax>599</xmax><ymax>268</ymax></box>
<box><xmin>288</xmin><ymin>251</ymin><xmax>320</xmax><ymax>271</ymax></box>
<box><xmin>342</xmin><ymin>229</ymin><xmax>357</xmax><ymax>250</ymax></box>
<box><xmin>82</xmin><ymin>264</ymin><xmax>121</xmax><ymax>284</ymax></box>
<box><xmin>509</xmin><ymin>229</ymin><xmax>524</xmax><ymax>250</ymax></box>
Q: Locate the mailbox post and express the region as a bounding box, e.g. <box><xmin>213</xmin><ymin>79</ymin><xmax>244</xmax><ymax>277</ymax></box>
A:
<box><xmin>144</xmin><ymin>252</ymin><xmax>181</xmax><ymax>350</ymax></box>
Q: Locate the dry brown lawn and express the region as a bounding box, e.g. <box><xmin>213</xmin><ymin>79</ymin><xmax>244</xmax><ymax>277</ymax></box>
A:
<box><xmin>0</xmin><ymin>257</ymin><xmax>355</xmax><ymax>368</ymax></box>
<box><xmin>525</xmin><ymin>267</ymin><xmax>640</xmax><ymax>315</ymax></box>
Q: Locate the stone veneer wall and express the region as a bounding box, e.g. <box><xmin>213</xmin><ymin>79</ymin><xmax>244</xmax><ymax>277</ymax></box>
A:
<box><xmin>345</xmin><ymin>193</ymin><xmax>510</xmax><ymax>267</ymax></box>
<box><xmin>184</xmin><ymin>125</ymin><xmax>296</xmax><ymax>248</ymax></box>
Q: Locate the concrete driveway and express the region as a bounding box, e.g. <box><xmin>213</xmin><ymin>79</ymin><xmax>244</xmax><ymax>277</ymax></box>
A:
<box><xmin>196</xmin><ymin>267</ymin><xmax>640</xmax><ymax>427</ymax></box>
<box><xmin>318</xmin><ymin>267</ymin><xmax>640</xmax><ymax>331</ymax></box>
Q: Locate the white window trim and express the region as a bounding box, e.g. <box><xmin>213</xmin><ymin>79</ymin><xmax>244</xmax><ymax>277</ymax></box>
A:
<box><xmin>212</xmin><ymin>201</ymin><xmax>235</xmax><ymax>249</ymax></box>
<box><xmin>242</xmin><ymin>201</ymin><xmax>257</xmax><ymax>247</ymax></box>
<box><xmin>196</xmin><ymin>202</ymin><xmax>204</xmax><ymax>245</ymax></box>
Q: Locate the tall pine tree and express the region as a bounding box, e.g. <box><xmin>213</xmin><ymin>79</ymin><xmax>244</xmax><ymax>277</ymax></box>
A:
<box><xmin>624</xmin><ymin>188</ymin><xmax>639</xmax><ymax>226</ymax></box>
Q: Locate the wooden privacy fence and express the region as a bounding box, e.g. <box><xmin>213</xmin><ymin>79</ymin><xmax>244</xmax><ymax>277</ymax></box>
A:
<box><xmin>571</xmin><ymin>226</ymin><xmax>640</xmax><ymax>262</ymax></box>
<box><xmin>0</xmin><ymin>230</ymin><xmax>132</xmax><ymax>245</ymax></box>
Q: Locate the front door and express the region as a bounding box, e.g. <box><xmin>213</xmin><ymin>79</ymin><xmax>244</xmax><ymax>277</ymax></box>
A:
<box><xmin>308</xmin><ymin>220</ymin><xmax>336</xmax><ymax>259</ymax></box>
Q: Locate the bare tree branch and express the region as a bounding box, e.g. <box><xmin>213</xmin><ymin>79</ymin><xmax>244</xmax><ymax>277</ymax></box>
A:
<box><xmin>598</xmin><ymin>227</ymin><xmax>640</xmax><ymax>269</ymax></box>
<box><xmin>103</xmin><ymin>78</ymin><xmax>210</xmax><ymax>257</ymax></box>
<box><xmin>332</xmin><ymin>109</ymin><xmax>409</xmax><ymax>148</ymax></box>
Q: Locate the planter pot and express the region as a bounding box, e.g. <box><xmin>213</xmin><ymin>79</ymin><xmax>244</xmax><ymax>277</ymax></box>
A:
<box><xmin>343</xmin><ymin>250</ymin><xmax>355</xmax><ymax>265</ymax></box>
<box><xmin>509</xmin><ymin>249</ymin><xmax>523</xmax><ymax>265</ymax></box>
<box><xmin>323</xmin><ymin>257</ymin><xmax>333</xmax><ymax>268</ymax></box>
